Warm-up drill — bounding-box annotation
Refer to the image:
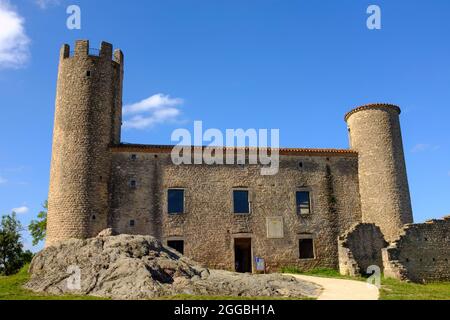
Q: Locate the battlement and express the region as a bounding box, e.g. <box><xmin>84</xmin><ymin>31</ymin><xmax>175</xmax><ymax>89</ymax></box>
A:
<box><xmin>60</xmin><ymin>40</ymin><xmax>123</xmax><ymax>65</ymax></box>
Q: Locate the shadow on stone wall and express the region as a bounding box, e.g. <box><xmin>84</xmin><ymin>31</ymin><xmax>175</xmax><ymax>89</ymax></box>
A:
<box><xmin>338</xmin><ymin>223</ymin><xmax>388</xmax><ymax>276</ymax></box>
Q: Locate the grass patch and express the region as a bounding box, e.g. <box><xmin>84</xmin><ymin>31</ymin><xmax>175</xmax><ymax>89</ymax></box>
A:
<box><xmin>281</xmin><ymin>266</ymin><xmax>366</xmax><ymax>281</ymax></box>
<box><xmin>380</xmin><ymin>278</ymin><xmax>450</xmax><ymax>300</ymax></box>
<box><xmin>0</xmin><ymin>265</ymin><xmax>106</xmax><ymax>300</ymax></box>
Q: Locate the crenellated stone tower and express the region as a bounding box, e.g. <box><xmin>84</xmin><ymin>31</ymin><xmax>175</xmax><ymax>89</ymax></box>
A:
<box><xmin>46</xmin><ymin>40</ymin><xmax>123</xmax><ymax>247</ymax></box>
<box><xmin>345</xmin><ymin>104</ymin><xmax>413</xmax><ymax>242</ymax></box>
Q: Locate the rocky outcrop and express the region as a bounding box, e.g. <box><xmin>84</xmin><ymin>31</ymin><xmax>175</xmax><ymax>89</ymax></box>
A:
<box><xmin>26</xmin><ymin>234</ymin><xmax>321</xmax><ymax>299</ymax></box>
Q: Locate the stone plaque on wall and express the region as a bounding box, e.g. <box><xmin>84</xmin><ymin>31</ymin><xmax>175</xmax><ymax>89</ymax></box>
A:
<box><xmin>266</xmin><ymin>217</ymin><xmax>284</xmax><ymax>239</ymax></box>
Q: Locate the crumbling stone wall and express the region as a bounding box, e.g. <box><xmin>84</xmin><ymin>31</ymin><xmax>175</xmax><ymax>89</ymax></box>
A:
<box><xmin>338</xmin><ymin>223</ymin><xmax>388</xmax><ymax>276</ymax></box>
<box><xmin>382</xmin><ymin>216</ymin><xmax>450</xmax><ymax>283</ymax></box>
<box><xmin>110</xmin><ymin>146</ymin><xmax>362</xmax><ymax>272</ymax></box>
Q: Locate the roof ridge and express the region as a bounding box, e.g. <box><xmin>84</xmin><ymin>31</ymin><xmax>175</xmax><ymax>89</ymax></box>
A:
<box><xmin>111</xmin><ymin>144</ymin><xmax>358</xmax><ymax>156</ymax></box>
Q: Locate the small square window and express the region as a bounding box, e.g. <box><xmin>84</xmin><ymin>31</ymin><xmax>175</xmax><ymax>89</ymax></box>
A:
<box><xmin>130</xmin><ymin>220</ymin><xmax>135</xmax><ymax>227</ymax></box>
<box><xmin>233</xmin><ymin>190</ymin><xmax>250</xmax><ymax>214</ymax></box>
<box><xmin>86</xmin><ymin>70</ymin><xmax>91</xmax><ymax>77</ymax></box>
<box><xmin>168</xmin><ymin>189</ymin><xmax>184</xmax><ymax>214</ymax></box>
<box><xmin>296</xmin><ymin>191</ymin><xmax>311</xmax><ymax>215</ymax></box>
<box><xmin>299</xmin><ymin>238</ymin><xmax>315</xmax><ymax>259</ymax></box>
<box><xmin>131</xmin><ymin>154</ymin><xmax>137</xmax><ymax>160</ymax></box>
<box><xmin>130</xmin><ymin>180</ymin><xmax>137</xmax><ymax>188</ymax></box>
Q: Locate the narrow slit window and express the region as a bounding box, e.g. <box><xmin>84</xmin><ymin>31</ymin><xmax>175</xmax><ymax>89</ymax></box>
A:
<box><xmin>168</xmin><ymin>189</ymin><xmax>184</xmax><ymax>214</ymax></box>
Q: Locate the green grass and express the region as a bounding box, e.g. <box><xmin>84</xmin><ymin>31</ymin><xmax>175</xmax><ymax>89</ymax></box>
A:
<box><xmin>0</xmin><ymin>265</ymin><xmax>106</xmax><ymax>300</ymax></box>
<box><xmin>380</xmin><ymin>278</ymin><xmax>450</xmax><ymax>300</ymax></box>
<box><xmin>281</xmin><ymin>266</ymin><xmax>366</xmax><ymax>281</ymax></box>
<box><xmin>280</xmin><ymin>266</ymin><xmax>450</xmax><ymax>300</ymax></box>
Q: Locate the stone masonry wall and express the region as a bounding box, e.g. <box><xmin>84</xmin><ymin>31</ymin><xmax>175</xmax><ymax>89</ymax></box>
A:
<box><xmin>338</xmin><ymin>223</ymin><xmax>388</xmax><ymax>276</ymax></box>
<box><xmin>382</xmin><ymin>216</ymin><xmax>450</xmax><ymax>283</ymax></box>
<box><xmin>110</xmin><ymin>148</ymin><xmax>362</xmax><ymax>272</ymax></box>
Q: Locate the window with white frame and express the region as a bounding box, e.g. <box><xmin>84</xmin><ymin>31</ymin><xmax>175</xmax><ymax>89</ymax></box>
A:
<box><xmin>296</xmin><ymin>190</ymin><xmax>311</xmax><ymax>215</ymax></box>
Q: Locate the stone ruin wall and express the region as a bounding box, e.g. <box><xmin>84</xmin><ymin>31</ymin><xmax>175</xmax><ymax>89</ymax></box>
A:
<box><xmin>383</xmin><ymin>216</ymin><xmax>450</xmax><ymax>283</ymax></box>
<box><xmin>338</xmin><ymin>223</ymin><xmax>388</xmax><ymax>276</ymax></box>
<box><xmin>339</xmin><ymin>217</ymin><xmax>450</xmax><ymax>283</ymax></box>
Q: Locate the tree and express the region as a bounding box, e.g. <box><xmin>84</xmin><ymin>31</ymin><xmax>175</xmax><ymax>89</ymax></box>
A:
<box><xmin>21</xmin><ymin>250</ymin><xmax>34</xmax><ymax>264</ymax></box>
<box><xmin>29</xmin><ymin>201</ymin><xmax>47</xmax><ymax>246</ymax></box>
<box><xmin>0</xmin><ymin>212</ymin><xmax>25</xmax><ymax>275</ymax></box>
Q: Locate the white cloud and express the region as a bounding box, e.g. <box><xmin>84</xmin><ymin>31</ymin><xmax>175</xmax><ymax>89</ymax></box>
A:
<box><xmin>12</xmin><ymin>206</ymin><xmax>29</xmax><ymax>214</ymax></box>
<box><xmin>0</xmin><ymin>1</ymin><xmax>30</xmax><ymax>68</ymax></box>
<box><xmin>34</xmin><ymin>0</ymin><xmax>60</xmax><ymax>9</ymax></box>
<box><xmin>123</xmin><ymin>93</ymin><xmax>184</xmax><ymax>129</ymax></box>
<box><xmin>0</xmin><ymin>176</ymin><xmax>7</xmax><ymax>184</ymax></box>
<box><xmin>123</xmin><ymin>93</ymin><xmax>183</xmax><ymax>115</ymax></box>
<box><xmin>411</xmin><ymin>143</ymin><xmax>440</xmax><ymax>153</ymax></box>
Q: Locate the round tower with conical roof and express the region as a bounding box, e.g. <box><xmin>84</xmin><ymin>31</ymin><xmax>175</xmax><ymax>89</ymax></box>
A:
<box><xmin>46</xmin><ymin>40</ymin><xmax>123</xmax><ymax>246</ymax></box>
<box><xmin>345</xmin><ymin>104</ymin><xmax>413</xmax><ymax>242</ymax></box>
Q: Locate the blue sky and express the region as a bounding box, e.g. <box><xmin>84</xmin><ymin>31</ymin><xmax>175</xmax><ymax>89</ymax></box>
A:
<box><xmin>0</xmin><ymin>0</ymin><xmax>449</xmax><ymax>251</ymax></box>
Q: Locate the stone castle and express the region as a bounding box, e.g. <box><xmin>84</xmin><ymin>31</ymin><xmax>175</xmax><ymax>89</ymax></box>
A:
<box><xmin>46</xmin><ymin>41</ymin><xmax>449</xmax><ymax>282</ymax></box>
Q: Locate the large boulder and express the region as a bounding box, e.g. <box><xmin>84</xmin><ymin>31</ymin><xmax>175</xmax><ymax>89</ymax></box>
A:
<box><xmin>26</xmin><ymin>234</ymin><xmax>321</xmax><ymax>299</ymax></box>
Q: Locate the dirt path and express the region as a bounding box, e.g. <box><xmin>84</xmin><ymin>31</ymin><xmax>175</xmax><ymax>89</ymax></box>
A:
<box><xmin>286</xmin><ymin>274</ymin><xmax>379</xmax><ymax>300</ymax></box>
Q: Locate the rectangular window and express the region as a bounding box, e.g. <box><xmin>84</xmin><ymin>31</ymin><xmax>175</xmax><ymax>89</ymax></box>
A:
<box><xmin>233</xmin><ymin>190</ymin><xmax>250</xmax><ymax>214</ymax></box>
<box><xmin>299</xmin><ymin>239</ymin><xmax>315</xmax><ymax>259</ymax></box>
<box><xmin>168</xmin><ymin>189</ymin><xmax>184</xmax><ymax>214</ymax></box>
<box><xmin>168</xmin><ymin>240</ymin><xmax>184</xmax><ymax>254</ymax></box>
<box><xmin>296</xmin><ymin>191</ymin><xmax>311</xmax><ymax>215</ymax></box>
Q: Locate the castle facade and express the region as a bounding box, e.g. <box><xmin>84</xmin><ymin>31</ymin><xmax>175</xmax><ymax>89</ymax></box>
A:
<box><xmin>46</xmin><ymin>41</ymin><xmax>449</xmax><ymax>280</ymax></box>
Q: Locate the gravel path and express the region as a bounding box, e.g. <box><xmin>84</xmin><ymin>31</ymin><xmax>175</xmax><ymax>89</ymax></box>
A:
<box><xmin>285</xmin><ymin>274</ymin><xmax>379</xmax><ymax>300</ymax></box>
